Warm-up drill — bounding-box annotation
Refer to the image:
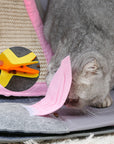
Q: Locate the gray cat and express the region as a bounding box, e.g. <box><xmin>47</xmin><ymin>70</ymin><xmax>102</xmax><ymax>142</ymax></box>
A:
<box><xmin>44</xmin><ymin>0</ymin><xmax>114</xmax><ymax>109</ymax></box>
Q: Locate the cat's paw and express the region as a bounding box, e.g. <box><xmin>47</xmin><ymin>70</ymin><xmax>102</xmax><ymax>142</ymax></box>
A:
<box><xmin>91</xmin><ymin>95</ymin><xmax>112</xmax><ymax>108</ymax></box>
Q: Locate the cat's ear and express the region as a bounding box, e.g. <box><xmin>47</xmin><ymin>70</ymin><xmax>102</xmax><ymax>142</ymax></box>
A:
<box><xmin>82</xmin><ymin>59</ymin><xmax>100</xmax><ymax>75</ymax></box>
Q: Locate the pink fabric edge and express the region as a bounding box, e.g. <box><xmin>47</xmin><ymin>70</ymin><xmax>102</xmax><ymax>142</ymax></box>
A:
<box><xmin>24</xmin><ymin>0</ymin><xmax>53</xmax><ymax>64</ymax></box>
<box><xmin>0</xmin><ymin>82</ymin><xmax>48</xmax><ymax>97</ymax></box>
<box><xmin>0</xmin><ymin>0</ymin><xmax>52</xmax><ymax>96</ymax></box>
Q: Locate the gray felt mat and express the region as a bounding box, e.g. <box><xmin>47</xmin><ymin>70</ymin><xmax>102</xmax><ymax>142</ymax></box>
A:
<box><xmin>0</xmin><ymin>90</ymin><xmax>114</xmax><ymax>142</ymax></box>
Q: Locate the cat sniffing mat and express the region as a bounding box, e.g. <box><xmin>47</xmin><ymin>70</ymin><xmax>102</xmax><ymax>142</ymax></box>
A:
<box><xmin>0</xmin><ymin>0</ymin><xmax>114</xmax><ymax>143</ymax></box>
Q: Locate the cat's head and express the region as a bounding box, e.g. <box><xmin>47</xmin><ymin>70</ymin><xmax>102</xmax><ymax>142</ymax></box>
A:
<box><xmin>65</xmin><ymin>52</ymin><xmax>111</xmax><ymax>108</ymax></box>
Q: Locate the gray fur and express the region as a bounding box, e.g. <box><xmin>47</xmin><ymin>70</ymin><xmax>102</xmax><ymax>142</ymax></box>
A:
<box><xmin>44</xmin><ymin>0</ymin><xmax>114</xmax><ymax>108</ymax></box>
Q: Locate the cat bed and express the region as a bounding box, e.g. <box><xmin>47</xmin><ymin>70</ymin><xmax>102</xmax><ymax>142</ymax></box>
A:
<box><xmin>0</xmin><ymin>0</ymin><xmax>114</xmax><ymax>143</ymax></box>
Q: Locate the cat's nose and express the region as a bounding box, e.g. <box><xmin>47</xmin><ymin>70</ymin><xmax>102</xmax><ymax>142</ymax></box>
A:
<box><xmin>64</xmin><ymin>98</ymin><xmax>79</xmax><ymax>106</ymax></box>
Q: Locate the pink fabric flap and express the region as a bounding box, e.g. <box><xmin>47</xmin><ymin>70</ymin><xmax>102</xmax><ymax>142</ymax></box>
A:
<box><xmin>23</xmin><ymin>56</ymin><xmax>72</xmax><ymax>116</ymax></box>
